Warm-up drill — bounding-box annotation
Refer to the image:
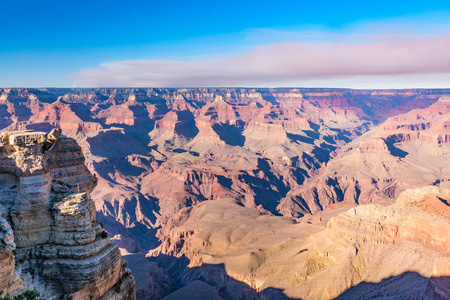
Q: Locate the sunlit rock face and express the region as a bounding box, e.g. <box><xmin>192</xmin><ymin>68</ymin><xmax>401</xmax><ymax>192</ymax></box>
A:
<box><xmin>148</xmin><ymin>187</ymin><xmax>449</xmax><ymax>300</ymax></box>
<box><xmin>0</xmin><ymin>129</ymin><xmax>135</xmax><ymax>300</ymax></box>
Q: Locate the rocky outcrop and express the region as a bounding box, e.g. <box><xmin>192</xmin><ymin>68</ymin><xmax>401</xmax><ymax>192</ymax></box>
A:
<box><xmin>0</xmin><ymin>130</ymin><xmax>135</xmax><ymax>299</ymax></box>
<box><xmin>0</xmin><ymin>217</ymin><xmax>24</xmax><ymax>294</ymax></box>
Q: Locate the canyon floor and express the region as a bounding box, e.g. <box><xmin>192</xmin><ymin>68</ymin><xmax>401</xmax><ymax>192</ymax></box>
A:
<box><xmin>0</xmin><ymin>88</ymin><xmax>449</xmax><ymax>299</ymax></box>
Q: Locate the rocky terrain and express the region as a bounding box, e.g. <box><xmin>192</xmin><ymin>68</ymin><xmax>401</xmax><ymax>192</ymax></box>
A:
<box><xmin>0</xmin><ymin>88</ymin><xmax>449</xmax><ymax>299</ymax></box>
<box><xmin>279</xmin><ymin>96</ymin><xmax>450</xmax><ymax>218</ymax></box>
<box><xmin>0</xmin><ymin>129</ymin><xmax>135</xmax><ymax>299</ymax></box>
<box><xmin>147</xmin><ymin>186</ymin><xmax>450</xmax><ymax>299</ymax></box>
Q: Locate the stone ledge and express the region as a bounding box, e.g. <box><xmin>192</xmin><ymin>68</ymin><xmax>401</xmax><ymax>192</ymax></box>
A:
<box><xmin>0</xmin><ymin>130</ymin><xmax>35</xmax><ymax>143</ymax></box>
<box><xmin>9</xmin><ymin>132</ymin><xmax>47</xmax><ymax>146</ymax></box>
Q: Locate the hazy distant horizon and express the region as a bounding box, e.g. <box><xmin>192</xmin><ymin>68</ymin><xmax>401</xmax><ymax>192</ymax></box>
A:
<box><xmin>3</xmin><ymin>86</ymin><xmax>450</xmax><ymax>91</ymax></box>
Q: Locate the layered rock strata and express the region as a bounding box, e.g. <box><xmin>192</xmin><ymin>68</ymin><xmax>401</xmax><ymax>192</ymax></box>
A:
<box><xmin>148</xmin><ymin>186</ymin><xmax>449</xmax><ymax>300</ymax></box>
<box><xmin>0</xmin><ymin>88</ymin><xmax>449</xmax><ymax>253</ymax></box>
<box><xmin>327</xmin><ymin>186</ymin><xmax>450</xmax><ymax>252</ymax></box>
<box><xmin>280</xmin><ymin>96</ymin><xmax>450</xmax><ymax>218</ymax></box>
<box><xmin>0</xmin><ymin>130</ymin><xmax>135</xmax><ymax>299</ymax></box>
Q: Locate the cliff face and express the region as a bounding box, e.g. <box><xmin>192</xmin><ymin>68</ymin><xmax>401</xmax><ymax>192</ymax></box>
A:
<box><xmin>0</xmin><ymin>129</ymin><xmax>135</xmax><ymax>299</ymax></box>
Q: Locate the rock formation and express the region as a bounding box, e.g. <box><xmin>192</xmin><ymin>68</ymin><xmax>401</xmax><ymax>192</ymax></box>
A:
<box><xmin>280</xmin><ymin>96</ymin><xmax>450</xmax><ymax>218</ymax></box>
<box><xmin>148</xmin><ymin>186</ymin><xmax>450</xmax><ymax>299</ymax></box>
<box><xmin>1</xmin><ymin>88</ymin><xmax>450</xmax><ymax>298</ymax></box>
<box><xmin>0</xmin><ymin>130</ymin><xmax>135</xmax><ymax>299</ymax></box>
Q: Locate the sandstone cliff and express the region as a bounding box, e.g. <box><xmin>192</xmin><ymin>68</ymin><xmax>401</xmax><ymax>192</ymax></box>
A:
<box><xmin>0</xmin><ymin>129</ymin><xmax>135</xmax><ymax>299</ymax></box>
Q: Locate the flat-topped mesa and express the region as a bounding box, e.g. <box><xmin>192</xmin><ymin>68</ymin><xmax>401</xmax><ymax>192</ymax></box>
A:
<box><xmin>0</xmin><ymin>130</ymin><xmax>135</xmax><ymax>299</ymax></box>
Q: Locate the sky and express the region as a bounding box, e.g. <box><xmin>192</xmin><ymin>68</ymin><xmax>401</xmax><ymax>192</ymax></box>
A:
<box><xmin>1</xmin><ymin>0</ymin><xmax>450</xmax><ymax>88</ymax></box>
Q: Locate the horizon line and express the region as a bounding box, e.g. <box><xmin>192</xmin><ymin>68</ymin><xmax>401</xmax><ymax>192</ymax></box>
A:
<box><xmin>3</xmin><ymin>86</ymin><xmax>450</xmax><ymax>91</ymax></box>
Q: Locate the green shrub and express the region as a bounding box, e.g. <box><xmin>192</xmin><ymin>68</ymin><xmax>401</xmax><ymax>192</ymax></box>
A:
<box><xmin>0</xmin><ymin>290</ymin><xmax>39</xmax><ymax>300</ymax></box>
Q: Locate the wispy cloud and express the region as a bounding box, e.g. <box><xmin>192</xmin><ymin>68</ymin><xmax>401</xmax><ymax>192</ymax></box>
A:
<box><xmin>70</xmin><ymin>28</ymin><xmax>450</xmax><ymax>88</ymax></box>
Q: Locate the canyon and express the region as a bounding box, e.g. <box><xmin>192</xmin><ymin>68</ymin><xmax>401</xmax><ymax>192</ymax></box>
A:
<box><xmin>148</xmin><ymin>186</ymin><xmax>450</xmax><ymax>299</ymax></box>
<box><xmin>0</xmin><ymin>88</ymin><xmax>449</xmax><ymax>299</ymax></box>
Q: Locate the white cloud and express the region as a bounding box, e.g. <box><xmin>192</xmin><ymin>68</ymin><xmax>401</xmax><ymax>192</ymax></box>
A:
<box><xmin>70</xmin><ymin>30</ymin><xmax>450</xmax><ymax>88</ymax></box>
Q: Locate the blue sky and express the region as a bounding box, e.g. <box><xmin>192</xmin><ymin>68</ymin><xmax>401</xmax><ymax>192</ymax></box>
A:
<box><xmin>2</xmin><ymin>0</ymin><xmax>450</xmax><ymax>88</ymax></box>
